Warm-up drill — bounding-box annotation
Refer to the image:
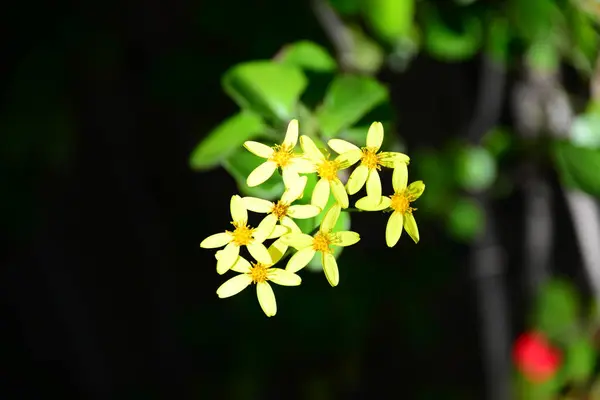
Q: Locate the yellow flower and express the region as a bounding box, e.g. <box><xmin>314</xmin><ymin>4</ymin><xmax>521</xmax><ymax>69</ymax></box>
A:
<box><xmin>242</xmin><ymin>175</ymin><xmax>321</xmax><ymax>234</ymax></box>
<box><xmin>200</xmin><ymin>195</ymin><xmax>283</xmax><ymax>274</ymax></box>
<box><xmin>243</xmin><ymin>119</ymin><xmax>314</xmax><ymax>188</ymax></box>
<box><xmin>216</xmin><ymin>241</ymin><xmax>301</xmax><ymax>317</ymax></box>
<box><xmin>355</xmin><ymin>163</ymin><xmax>424</xmax><ymax>247</ymax></box>
<box><xmin>299</xmin><ymin>135</ymin><xmax>359</xmax><ymax>209</ymax></box>
<box><xmin>328</xmin><ymin>121</ymin><xmax>409</xmax><ymax>203</ymax></box>
<box><xmin>280</xmin><ymin>204</ymin><xmax>360</xmax><ymax>287</ymax></box>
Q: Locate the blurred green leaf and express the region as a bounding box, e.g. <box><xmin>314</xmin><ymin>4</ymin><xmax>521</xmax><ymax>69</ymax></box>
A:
<box><xmin>363</xmin><ymin>0</ymin><xmax>414</xmax><ymax>44</ymax></box>
<box><xmin>482</xmin><ymin>127</ymin><xmax>512</xmax><ymax>158</ymax></box>
<box><xmin>534</xmin><ymin>279</ymin><xmax>580</xmax><ymax>338</ymax></box>
<box><xmin>277</xmin><ymin>41</ymin><xmax>337</xmax><ymax>72</ymax></box>
<box><xmin>221</xmin><ymin>145</ymin><xmax>285</xmax><ymax>201</ymax></box>
<box><xmin>570</xmin><ymin>112</ymin><xmax>600</xmax><ymax>149</ymax></box>
<box><xmin>525</xmin><ymin>40</ymin><xmax>560</xmax><ymax>73</ymax></box>
<box><xmin>347</xmin><ymin>25</ymin><xmax>386</xmax><ymax>75</ymax></box>
<box><xmin>554</xmin><ymin>141</ymin><xmax>600</xmax><ymax>197</ymax></box>
<box><xmin>566</xmin><ymin>8</ymin><xmax>599</xmax><ymax>74</ymax></box>
<box><xmin>422</xmin><ymin>7</ymin><xmax>482</xmax><ymax>62</ymax></box>
<box><xmin>446</xmin><ymin>197</ymin><xmax>484</xmax><ymax>242</ymax></box>
<box><xmin>316</xmin><ymin>75</ymin><xmax>388</xmax><ymax>137</ymax></box>
<box><xmin>486</xmin><ymin>17</ymin><xmax>510</xmax><ymax>64</ymax></box>
<box><xmin>509</xmin><ymin>0</ymin><xmax>558</xmax><ymax>41</ymax></box>
<box><xmin>328</xmin><ymin>0</ymin><xmax>362</xmax><ymax>16</ymax></box>
<box><xmin>189</xmin><ymin>111</ymin><xmax>265</xmax><ymax>171</ymax></box>
<box><xmin>454</xmin><ymin>145</ymin><xmax>497</xmax><ymax>192</ymax></box>
<box><xmin>564</xmin><ymin>337</ymin><xmax>595</xmax><ymax>383</ymax></box>
<box><xmin>222</xmin><ymin>61</ymin><xmax>307</xmax><ymax>121</ymax></box>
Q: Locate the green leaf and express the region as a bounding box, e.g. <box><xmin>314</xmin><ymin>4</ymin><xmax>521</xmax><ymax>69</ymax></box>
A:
<box><xmin>189</xmin><ymin>111</ymin><xmax>265</xmax><ymax>171</ymax></box>
<box><xmin>316</xmin><ymin>75</ymin><xmax>388</xmax><ymax>137</ymax></box>
<box><xmin>347</xmin><ymin>25</ymin><xmax>386</xmax><ymax>75</ymax></box>
<box><xmin>328</xmin><ymin>0</ymin><xmax>362</xmax><ymax>15</ymax></box>
<box><xmin>221</xmin><ymin>145</ymin><xmax>285</xmax><ymax>201</ymax></box>
<box><xmin>570</xmin><ymin>112</ymin><xmax>600</xmax><ymax>149</ymax></box>
<box><xmin>363</xmin><ymin>0</ymin><xmax>414</xmax><ymax>44</ymax></box>
<box><xmin>564</xmin><ymin>337</ymin><xmax>595</xmax><ymax>383</ymax></box>
<box><xmin>277</xmin><ymin>41</ymin><xmax>337</xmax><ymax>72</ymax></box>
<box><xmin>533</xmin><ymin>279</ymin><xmax>579</xmax><ymax>338</ymax></box>
<box><xmin>554</xmin><ymin>141</ymin><xmax>600</xmax><ymax>197</ymax></box>
<box><xmin>422</xmin><ymin>7</ymin><xmax>482</xmax><ymax>62</ymax></box>
<box><xmin>222</xmin><ymin>61</ymin><xmax>307</xmax><ymax>121</ymax></box>
<box><xmin>446</xmin><ymin>197</ymin><xmax>484</xmax><ymax>242</ymax></box>
<box><xmin>454</xmin><ymin>145</ymin><xmax>497</xmax><ymax>192</ymax></box>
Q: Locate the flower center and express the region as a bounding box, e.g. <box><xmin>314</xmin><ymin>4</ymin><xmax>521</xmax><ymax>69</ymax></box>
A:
<box><xmin>317</xmin><ymin>159</ymin><xmax>340</xmax><ymax>181</ymax></box>
<box><xmin>249</xmin><ymin>263</ymin><xmax>269</xmax><ymax>284</ymax></box>
<box><xmin>390</xmin><ymin>191</ymin><xmax>415</xmax><ymax>214</ymax></box>
<box><xmin>229</xmin><ymin>222</ymin><xmax>254</xmax><ymax>246</ymax></box>
<box><xmin>360</xmin><ymin>147</ymin><xmax>381</xmax><ymax>170</ymax></box>
<box><xmin>270</xmin><ymin>144</ymin><xmax>293</xmax><ymax>167</ymax></box>
<box><xmin>312</xmin><ymin>232</ymin><xmax>333</xmax><ymax>253</ymax></box>
<box><xmin>271</xmin><ymin>201</ymin><xmax>289</xmax><ymax>221</ymax></box>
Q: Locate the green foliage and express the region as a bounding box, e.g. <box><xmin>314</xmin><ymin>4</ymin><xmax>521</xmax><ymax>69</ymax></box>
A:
<box><xmin>454</xmin><ymin>145</ymin><xmax>497</xmax><ymax>192</ymax></box>
<box><xmin>316</xmin><ymin>75</ymin><xmax>388</xmax><ymax>137</ymax></box>
<box><xmin>189</xmin><ymin>111</ymin><xmax>265</xmax><ymax>170</ymax></box>
<box><xmin>446</xmin><ymin>197</ymin><xmax>484</xmax><ymax>242</ymax></box>
<box><xmin>570</xmin><ymin>111</ymin><xmax>600</xmax><ymax>149</ymax></box>
<box><xmin>363</xmin><ymin>0</ymin><xmax>414</xmax><ymax>44</ymax></box>
<box><xmin>277</xmin><ymin>41</ymin><xmax>337</xmax><ymax>72</ymax></box>
<box><xmin>563</xmin><ymin>337</ymin><xmax>596</xmax><ymax>383</ymax></box>
<box><xmin>222</xmin><ymin>61</ymin><xmax>307</xmax><ymax>122</ymax></box>
<box><xmin>533</xmin><ymin>279</ymin><xmax>580</xmax><ymax>339</ymax></box>
<box><xmin>554</xmin><ymin>140</ymin><xmax>600</xmax><ymax>197</ymax></box>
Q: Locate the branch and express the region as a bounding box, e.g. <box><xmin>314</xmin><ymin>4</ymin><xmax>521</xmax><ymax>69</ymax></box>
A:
<box><xmin>311</xmin><ymin>0</ymin><xmax>355</xmax><ymax>72</ymax></box>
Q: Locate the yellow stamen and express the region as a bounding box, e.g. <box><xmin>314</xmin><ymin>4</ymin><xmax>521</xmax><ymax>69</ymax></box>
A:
<box><xmin>390</xmin><ymin>191</ymin><xmax>416</xmax><ymax>215</ymax></box>
<box><xmin>360</xmin><ymin>147</ymin><xmax>381</xmax><ymax>170</ymax></box>
<box><xmin>249</xmin><ymin>263</ymin><xmax>269</xmax><ymax>284</ymax></box>
<box><xmin>317</xmin><ymin>159</ymin><xmax>340</xmax><ymax>181</ymax></box>
<box><xmin>312</xmin><ymin>232</ymin><xmax>333</xmax><ymax>253</ymax></box>
<box><xmin>271</xmin><ymin>201</ymin><xmax>289</xmax><ymax>221</ymax></box>
<box><xmin>227</xmin><ymin>222</ymin><xmax>254</xmax><ymax>246</ymax></box>
<box><xmin>269</xmin><ymin>144</ymin><xmax>293</xmax><ymax>167</ymax></box>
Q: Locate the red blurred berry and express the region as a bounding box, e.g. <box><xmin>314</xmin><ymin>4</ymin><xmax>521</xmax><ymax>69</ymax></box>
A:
<box><xmin>513</xmin><ymin>331</ymin><xmax>562</xmax><ymax>383</ymax></box>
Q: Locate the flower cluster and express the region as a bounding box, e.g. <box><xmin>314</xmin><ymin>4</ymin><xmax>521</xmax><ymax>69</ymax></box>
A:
<box><xmin>200</xmin><ymin>119</ymin><xmax>425</xmax><ymax>317</ymax></box>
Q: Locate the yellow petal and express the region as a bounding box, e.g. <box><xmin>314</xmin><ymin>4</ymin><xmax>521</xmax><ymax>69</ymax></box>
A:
<box><xmin>242</xmin><ymin>197</ymin><xmax>273</xmax><ymax>213</ymax></box>
<box><xmin>268</xmin><ymin>224</ymin><xmax>290</xmax><ymax>239</ymax></box>
<box><xmin>406</xmin><ymin>180</ymin><xmax>425</xmax><ymax>200</ymax></box>
<box><xmin>289</xmin><ymin>156</ymin><xmax>317</xmax><ymax>174</ymax></box>
<box><xmin>322</xmin><ymin>253</ymin><xmax>339</xmax><ymax>287</ymax></box>
<box><xmin>282</xmin><ymin>168</ymin><xmax>300</xmax><ymax>191</ymax></box>
<box><xmin>216</xmin><ymin>274</ymin><xmax>252</xmax><ymax>298</ymax></box>
<box><xmin>334</xmin><ymin>231</ymin><xmax>360</xmax><ymax>247</ymax></box>
<box><xmin>335</xmin><ymin>149</ymin><xmax>362</xmax><ymax>169</ymax></box>
<box><xmin>330</xmin><ymin>179</ymin><xmax>349</xmax><ymax>208</ymax></box>
<box><xmin>378</xmin><ymin>152</ymin><xmax>410</xmax><ymax>168</ymax></box>
<box><xmin>321</xmin><ymin>203</ymin><xmax>341</xmax><ymax>233</ymax></box>
<box><xmin>243</xmin><ymin>141</ymin><xmax>274</xmax><ymax>159</ymax></box>
<box><xmin>385</xmin><ymin>212</ymin><xmax>403</xmax><ymax>247</ymax></box>
<box><xmin>280</xmin><ymin>233</ymin><xmax>314</xmax><ymax>249</ymax></box>
<box><xmin>365</xmin><ymin>170</ymin><xmax>382</xmax><ymax>202</ymax></box>
<box><xmin>282</xmin><ymin>119</ymin><xmax>299</xmax><ymax>148</ymax></box>
<box><xmin>216</xmin><ymin>242</ymin><xmax>240</xmax><ymax>274</ymax></box>
<box><xmin>346</xmin><ymin>165</ymin><xmax>368</xmax><ymax>195</ymax></box>
<box><xmin>281</xmin><ymin>216</ymin><xmax>302</xmax><ymax>233</ymax></box>
<box><xmin>392</xmin><ymin>162</ymin><xmax>408</xmax><ymax>192</ymax></box>
<box><xmin>355</xmin><ymin>195</ymin><xmax>391</xmax><ymax>211</ymax></box>
<box><xmin>246</xmin><ymin>242</ymin><xmax>273</xmax><ymax>265</ymax></box>
<box><xmin>229</xmin><ymin>256</ymin><xmax>252</xmax><ymax>273</ymax></box>
<box><xmin>311</xmin><ymin>178</ymin><xmax>330</xmax><ymax>209</ymax></box>
<box><xmin>256</xmin><ymin>282</ymin><xmax>277</xmax><ymax>317</ymax></box>
<box><xmin>267</xmin><ymin>268</ymin><xmax>302</xmax><ymax>286</ymax></box>
<box><xmin>253</xmin><ymin>214</ymin><xmax>278</xmax><ymax>243</ymax></box>
<box><xmin>281</xmin><ymin>175</ymin><xmax>307</xmax><ymax>204</ymax></box>
<box><xmin>287</xmin><ymin>204</ymin><xmax>321</xmax><ymax>219</ymax></box>
<box><xmin>404</xmin><ymin>213</ymin><xmax>420</xmax><ymax>244</ymax></box>
<box><xmin>268</xmin><ymin>238</ymin><xmax>288</xmax><ymax>264</ymax></box>
<box><xmin>200</xmin><ymin>232</ymin><xmax>231</xmax><ymax>248</ymax></box>
<box><xmin>247</xmin><ymin>160</ymin><xmax>277</xmax><ymax>187</ymax></box>
<box><xmin>327</xmin><ymin>138</ymin><xmax>360</xmax><ymax>154</ymax></box>
<box><xmin>366</xmin><ymin>121</ymin><xmax>384</xmax><ymax>151</ymax></box>
<box><xmin>230</xmin><ymin>195</ymin><xmax>247</xmax><ymax>224</ymax></box>
<box><xmin>300</xmin><ymin>135</ymin><xmax>325</xmax><ymax>160</ymax></box>
<box><xmin>286</xmin><ymin>247</ymin><xmax>316</xmax><ymax>273</ymax></box>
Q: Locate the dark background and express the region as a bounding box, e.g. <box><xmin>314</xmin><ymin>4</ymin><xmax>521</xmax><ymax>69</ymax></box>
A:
<box><xmin>2</xmin><ymin>0</ymin><xmax>586</xmax><ymax>398</ymax></box>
